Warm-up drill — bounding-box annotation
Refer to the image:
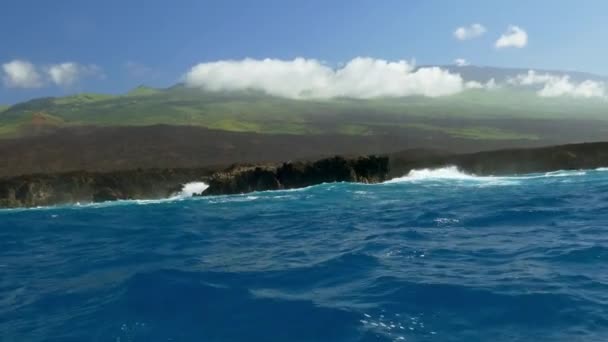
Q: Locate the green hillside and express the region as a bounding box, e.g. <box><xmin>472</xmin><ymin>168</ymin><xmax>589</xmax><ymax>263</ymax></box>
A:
<box><xmin>1</xmin><ymin>85</ymin><xmax>607</xmax><ymax>141</ymax></box>
<box><xmin>126</xmin><ymin>85</ymin><xmax>162</xmax><ymax>97</ymax></box>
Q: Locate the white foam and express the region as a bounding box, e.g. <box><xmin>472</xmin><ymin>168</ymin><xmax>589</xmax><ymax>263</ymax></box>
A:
<box><xmin>2</xmin><ymin>166</ymin><xmax>604</xmax><ymax>212</ymax></box>
<box><xmin>542</xmin><ymin>170</ymin><xmax>586</xmax><ymax>178</ymax></box>
<box><xmin>385</xmin><ymin>166</ymin><xmax>590</xmax><ymax>184</ymax></box>
<box><xmin>385</xmin><ymin>166</ymin><xmax>487</xmax><ymax>183</ymax></box>
<box><xmin>174</xmin><ymin>182</ymin><xmax>209</xmax><ymax>198</ymax></box>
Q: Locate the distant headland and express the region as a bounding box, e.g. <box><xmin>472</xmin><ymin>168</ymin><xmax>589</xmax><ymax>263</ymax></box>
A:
<box><xmin>2</xmin><ymin>141</ymin><xmax>608</xmax><ymax>208</ymax></box>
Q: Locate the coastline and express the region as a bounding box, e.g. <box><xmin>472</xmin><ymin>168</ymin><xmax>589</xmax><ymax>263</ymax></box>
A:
<box><xmin>0</xmin><ymin>168</ymin><xmax>213</xmax><ymax>208</ymax></box>
<box><xmin>2</xmin><ymin>141</ymin><xmax>608</xmax><ymax>208</ymax></box>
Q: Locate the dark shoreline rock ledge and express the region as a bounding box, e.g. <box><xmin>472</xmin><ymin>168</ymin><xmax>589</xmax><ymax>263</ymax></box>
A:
<box><xmin>3</xmin><ymin>142</ymin><xmax>608</xmax><ymax>208</ymax></box>
<box><xmin>202</xmin><ymin>155</ymin><xmax>389</xmax><ymax>196</ymax></box>
<box><xmin>0</xmin><ymin>168</ymin><xmax>212</xmax><ymax>208</ymax></box>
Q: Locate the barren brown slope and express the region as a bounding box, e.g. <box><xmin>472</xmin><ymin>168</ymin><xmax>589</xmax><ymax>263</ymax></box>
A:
<box><xmin>0</xmin><ymin>125</ymin><xmax>553</xmax><ymax>178</ymax></box>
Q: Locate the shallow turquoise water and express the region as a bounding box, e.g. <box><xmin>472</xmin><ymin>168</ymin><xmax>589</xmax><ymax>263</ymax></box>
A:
<box><xmin>2</xmin><ymin>168</ymin><xmax>608</xmax><ymax>341</ymax></box>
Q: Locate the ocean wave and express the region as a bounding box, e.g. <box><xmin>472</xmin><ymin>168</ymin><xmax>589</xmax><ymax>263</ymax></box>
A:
<box><xmin>4</xmin><ymin>169</ymin><xmax>608</xmax><ymax>341</ymax></box>
<box><xmin>540</xmin><ymin>245</ymin><xmax>608</xmax><ymax>263</ymax></box>
<box><xmin>385</xmin><ymin>166</ymin><xmax>591</xmax><ymax>184</ymax></box>
<box><xmin>385</xmin><ymin>166</ymin><xmax>479</xmax><ymax>183</ymax></box>
<box><xmin>384</xmin><ymin>166</ymin><xmax>517</xmax><ymax>186</ymax></box>
<box><xmin>172</xmin><ymin>181</ymin><xmax>209</xmax><ymax>198</ymax></box>
<box><xmin>82</xmin><ymin>182</ymin><xmax>211</xmax><ymax>208</ymax></box>
<box><xmin>0</xmin><ymin>182</ymin><xmax>210</xmax><ymax>213</ymax></box>
<box><xmin>2</xmin><ymin>166</ymin><xmax>606</xmax><ymax>212</ymax></box>
<box><xmin>207</xmin><ymin>195</ymin><xmax>261</xmax><ymax>204</ymax></box>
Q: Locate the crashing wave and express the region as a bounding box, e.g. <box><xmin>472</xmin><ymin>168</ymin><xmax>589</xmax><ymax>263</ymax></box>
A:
<box><xmin>385</xmin><ymin>166</ymin><xmax>590</xmax><ymax>184</ymax></box>
<box><xmin>174</xmin><ymin>182</ymin><xmax>209</xmax><ymax>198</ymax></box>
<box><xmin>384</xmin><ymin>166</ymin><xmax>487</xmax><ymax>183</ymax></box>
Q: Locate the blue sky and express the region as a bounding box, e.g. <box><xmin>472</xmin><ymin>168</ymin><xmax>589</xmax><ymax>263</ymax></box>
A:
<box><xmin>1</xmin><ymin>0</ymin><xmax>607</xmax><ymax>104</ymax></box>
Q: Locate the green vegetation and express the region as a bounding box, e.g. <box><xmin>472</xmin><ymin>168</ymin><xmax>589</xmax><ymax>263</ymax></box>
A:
<box><xmin>445</xmin><ymin>127</ymin><xmax>538</xmax><ymax>140</ymax></box>
<box><xmin>126</xmin><ymin>85</ymin><xmax>162</xmax><ymax>97</ymax></box>
<box><xmin>0</xmin><ymin>85</ymin><xmax>606</xmax><ymax>141</ymax></box>
<box><xmin>0</xmin><ymin>105</ymin><xmax>9</xmax><ymax>113</ymax></box>
<box><xmin>0</xmin><ymin>123</ymin><xmax>21</xmax><ymax>138</ymax></box>
<box><xmin>392</xmin><ymin>123</ymin><xmax>539</xmax><ymax>140</ymax></box>
<box><xmin>52</xmin><ymin>93</ymin><xmax>116</xmax><ymax>105</ymax></box>
<box><xmin>337</xmin><ymin>124</ymin><xmax>373</xmax><ymax>136</ymax></box>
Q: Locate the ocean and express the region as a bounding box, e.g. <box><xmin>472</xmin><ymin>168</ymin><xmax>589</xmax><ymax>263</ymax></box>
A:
<box><xmin>2</xmin><ymin>167</ymin><xmax>608</xmax><ymax>341</ymax></box>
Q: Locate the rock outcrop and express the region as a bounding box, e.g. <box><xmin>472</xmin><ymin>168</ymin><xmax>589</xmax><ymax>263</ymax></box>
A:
<box><xmin>0</xmin><ymin>168</ymin><xmax>212</xmax><ymax>208</ymax></box>
<box><xmin>3</xmin><ymin>142</ymin><xmax>608</xmax><ymax>208</ymax></box>
<box><xmin>205</xmin><ymin>142</ymin><xmax>608</xmax><ymax>196</ymax></box>
<box><xmin>202</xmin><ymin>155</ymin><xmax>389</xmax><ymax>196</ymax></box>
<box><xmin>388</xmin><ymin>142</ymin><xmax>608</xmax><ymax>178</ymax></box>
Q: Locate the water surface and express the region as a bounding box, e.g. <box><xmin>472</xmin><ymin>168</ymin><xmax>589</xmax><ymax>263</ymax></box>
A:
<box><xmin>2</xmin><ymin>168</ymin><xmax>608</xmax><ymax>341</ymax></box>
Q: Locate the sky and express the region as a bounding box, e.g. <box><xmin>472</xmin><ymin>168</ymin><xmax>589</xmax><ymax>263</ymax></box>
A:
<box><xmin>1</xmin><ymin>0</ymin><xmax>607</xmax><ymax>104</ymax></box>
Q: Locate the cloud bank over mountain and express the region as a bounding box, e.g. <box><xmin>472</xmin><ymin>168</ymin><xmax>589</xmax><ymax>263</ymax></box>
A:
<box><xmin>184</xmin><ymin>57</ymin><xmax>608</xmax><ymax>100</ymax></box>
<box><xmin>508</xmin><ymin>70</ymin><xmax>608</xmax><ymax>98</ymax></box>
<box><xmin>4</xmin><ymin>56</ymin><xmax>605</xmax><ymax>102</ymax></box>
<box><xmin>509</xmin><ymin>71</ymin><xmax>606</xmax><ymax>98</ymax></box>
<box><xmin>184</xmin><ymin>57</ymin><xmax>469</xmax><ymax>99</ymax></box>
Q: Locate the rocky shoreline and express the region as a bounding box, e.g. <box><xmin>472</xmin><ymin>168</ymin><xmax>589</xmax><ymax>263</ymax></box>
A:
<box><xmin>389</xmin><ymin>141</ymin><xmax>608</xmax><ymax>177</ymax></box>
<box><xmin>0</xmin><ymin>168</ymin><xmax>213</xmax><ymax>208</ymax></box>
<box><xmin>202</xmin><ymin>155</ymin><xmax>389</xmax><ymax>196</ymax></box>
<box><xmin>2</xmin><ymin>142</ymin><xmax>608</xmax><ymax>208</ymax></box>
<box><xmin>201</xmin><ymin>142</ymin><xmax>608</xmax><ymax>197</ymax></box>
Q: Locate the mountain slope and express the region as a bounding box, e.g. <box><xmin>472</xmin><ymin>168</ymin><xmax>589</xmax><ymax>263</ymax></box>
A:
<box><xmin>1</xmin><ymin>66</ymin><xmax>607</xmax><ymax>143</ymax></box>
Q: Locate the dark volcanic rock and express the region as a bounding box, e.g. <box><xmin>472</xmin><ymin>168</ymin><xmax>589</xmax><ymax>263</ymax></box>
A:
<box><xmin>388</xmin><ymin>142</ymin><xmax>608</xmax><ymax>178</ymax></box>
<box><xmin>205</xmin><ymin>142</ymin><xmax>608</xmax><ymax>197</ymax></box>
<box><xmin>0</xmin><ymin>168</ymin><xmax>212</xmax><ymax>208</ymax></box>
<box><xmin>203</xmin><ymin>156</ymin><xmax>389</xmax><ymax>196</ymax></box>
<box><xmin>3</xmin><ymin>142</ymin><xmax>608</xmax><ymax>208</ymax></box>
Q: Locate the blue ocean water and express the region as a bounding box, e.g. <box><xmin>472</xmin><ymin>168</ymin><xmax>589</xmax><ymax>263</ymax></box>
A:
<box><xmin>2</xmin><ymin>167</ymin><xmax>608</xmax><ymax>342</ymax></box>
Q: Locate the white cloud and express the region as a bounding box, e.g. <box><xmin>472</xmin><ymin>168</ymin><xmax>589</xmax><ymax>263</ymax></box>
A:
<box><xmin>508</xmin><ymin>70</ymin><xmax>553</xmax><ymax>85</ymax></box>
<box><xmin>184</xmin><ymin>57</ymin><xmax>466</xmax><ymax>99</ymax></box>
<box><xmin>453</xmin><ymin>24</ymin><xmax>486</xmax><ymax>40</ymax></box>
<box><xmin>2</xmin><ymin>60</ymin><xmax>103</xmax><ymax>88</ymax></box>
<box><xmin>47</xmin><ymin>63</ymin><xmax>79</xmax><ymax>86</ymax></box>
<box><xmin>465</xmin><ymin>78</ymin><xmax>498</xmax><ymax>90</ymax></box>
<box><xmin>495</xmin><ymin>26</ymin><xmax>528</xmax><ymax>48</ymax></box>
<box><xmin>2</xmin><ymin>60</ymin><xmax>43</xmax><ymax>88</ymax></box>
<box><xmin>454</xmin><ymin>58</ymin><xmax>469</xmax><ymax>67</ymax></box>
<box><xmin>509</xmin><ymin>70</ymin><xmax>606</xmax><ymax>98</ymax></box>
<box><xmin>46</xmin><ymin>63</ymin><xmax>103</xmax><ymax>86</ymax></box>
<box><xmin>465</xmin><ymin>81</ymin><xmax>483</xmax><ymax>89</ymax></box>
<box><xmin>485</xmin><ymin>78</ymin><xmax>498</xmax><ymax>90</ymax></box>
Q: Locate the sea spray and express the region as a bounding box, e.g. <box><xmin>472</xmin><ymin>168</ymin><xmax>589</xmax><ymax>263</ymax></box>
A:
<box><xmin>386</xmin><ymin>166</ymin><xmax>478</xmax><ymax>182</ymax></box>
<box><xmin>175</xmin><ymin>182</ymin><xmax>209</xmax><ymax>198</ymax></box>
<box><xmin>384</xmin><ymin>166</ymin><xmax>592</xmax><ymax>184</ymax></box>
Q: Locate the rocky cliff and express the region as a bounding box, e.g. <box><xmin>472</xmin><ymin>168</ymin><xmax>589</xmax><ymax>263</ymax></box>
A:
<box><xmin>2</xmin><ymin>142</ymin><xmax>608</xmax><ymax>208</ymax></box>
<box><xmin>204</xmin><ymin>142</ymin><xmax>608</xmax><ymax>196</ymax></box>
<box><xmin>202</xmin><ymin>155</ymin><xmax>389</xmax><ymax>196</ymax></box>
<box><xmin>0</xmin><ymin>168</ymin><xmax>212</xmax><ymax>208</ymax></box>
<box><xmin>388</xmin><ymin>142</ymin><xmax>608</xmax><ymax>178</ymax></box>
